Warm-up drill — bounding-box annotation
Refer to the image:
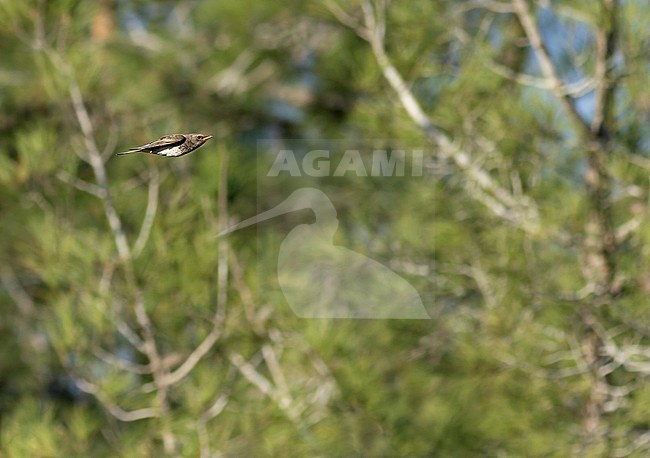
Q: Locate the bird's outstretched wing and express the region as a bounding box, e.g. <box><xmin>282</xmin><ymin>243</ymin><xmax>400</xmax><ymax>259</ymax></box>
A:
<box><xmin>117</xmin><ymin>134</ymin><xmax>186</xmax><ymax>155</ymax></box>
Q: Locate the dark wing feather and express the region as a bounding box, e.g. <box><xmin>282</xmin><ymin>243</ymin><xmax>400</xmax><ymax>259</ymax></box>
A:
<box><xmin>129</xmin><ymin>134</ymin><xmax>186</xmax><ymax>151</ymax></box>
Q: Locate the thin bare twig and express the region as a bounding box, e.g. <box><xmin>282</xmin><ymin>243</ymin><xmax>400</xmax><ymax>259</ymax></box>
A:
<box><xmin>115</xmin><ymin>319</ymin><xmax>145</xmax><ymax>352</ymax></box>
<box><xmin>101</xmin><ymin>122</ymin><xmax>120</xmax><ymax>160</ymax></box>
<box><xmin>216</xmin><ymin>144</ymin><xmax>229</xmax><ymax>325</ymax></box>
<box><xmin>512</xmin><ymin>0</ymin><xmax>591</xmax><ymax>138</ymax></box>
<box><xmin>56</xmin><ymin>170</ymin><xmax>105</xmax><ymax>198</ymax></box>
<box><xmin>457</xmin><ymin>0</ymin><xmax>515</xmax><ymax>14</ymax></box>
<box><xmin>488</xmin><ymin>61</ymin><xmax>597</xmax><ymax>97</ymax></box>
<box><xmin>92</xmin><ymin>346</ymin><xmax>152</xmax><ymax>375</ymax></box>
<box><xmin>74</xmin><ymin>377</ymin><xmax>161</xmax><ymax>421</ymax></box>
<box><xmin>590</xmin><ymin>0</ymin><xmax>617</xmax><ymax>136</ymax></box>
<box><xmin>262</xmin><ymin>344</ymin><xmax>291</xmax><ymax>405</ymax></box>
<box><xmin>200</xmin><ymin>394</ymin><xmax>229</xmax><ymax>423</ymax></box>
<box><xmin>133</xmin><ymin>166</ymin><xmax>160</xmax><ymax>257</ymax></box>
<box><xmin>0</xmin><ymin>266</ymin><xmax>36</xmax><ymax>317</ymax></box>
<box><xmin>229</xmin><ymin>252</ymin><xmax>265</xmax><ymax>334</ymax></box>
<box><xmin>229</xmin><ymin>352</ymin><xmax>275</xmax><ymax>397</ymax></box>
<box><xmin>68</xmin><ymin>81</ymin><xmax>133</xmax><ymax>262</ymax></box>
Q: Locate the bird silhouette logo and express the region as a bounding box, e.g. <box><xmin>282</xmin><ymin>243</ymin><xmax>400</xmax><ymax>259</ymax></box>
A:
<box><xmin>220</xmin><ymin>188</ymin><xmax>429</xmax><ymax>319</ymax></box>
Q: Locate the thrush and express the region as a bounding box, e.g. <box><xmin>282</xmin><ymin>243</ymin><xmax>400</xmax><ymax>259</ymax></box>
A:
<box><xmin>117</xmin><ymin>133</ymin><xmax>213</xmax><ymax>157</ymax></box>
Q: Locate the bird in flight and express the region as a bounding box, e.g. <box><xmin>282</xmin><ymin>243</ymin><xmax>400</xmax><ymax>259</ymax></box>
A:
<box><xmin>117</xmin><ymin>133</ymin><xmax>213</xmax><ymax>157</ymax></box>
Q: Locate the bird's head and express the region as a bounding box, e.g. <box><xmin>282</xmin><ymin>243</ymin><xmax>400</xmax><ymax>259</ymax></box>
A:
<box><xmin>189</xmin><ymin>133</ymin><xmax>213</xmax><ymax>146</ymax></box>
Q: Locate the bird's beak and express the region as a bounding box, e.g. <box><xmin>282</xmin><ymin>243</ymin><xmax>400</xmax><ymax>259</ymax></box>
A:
<box><xmin>204</xmin><ymin>135</ymin><xmax>213</xmax><ymax>141</ymax></box>
<box><xmin>218</xmin><ymin>189</ymin><xmax>320</xmax><ymax>237</ymax></box>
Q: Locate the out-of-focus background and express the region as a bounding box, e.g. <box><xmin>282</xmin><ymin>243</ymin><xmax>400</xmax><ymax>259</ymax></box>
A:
<box><xmin>2</xmin><ymin>0</ymin><xmax>650</xmax><ymax>455</ymax></box>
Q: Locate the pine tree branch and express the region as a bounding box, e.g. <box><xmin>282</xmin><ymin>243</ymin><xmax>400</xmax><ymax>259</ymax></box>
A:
<box><xmin>329</xmin><ymin>0</ymin><xmax>542</xmax><ymax>235</ymax></box>
<box><xmin>42</xmin><ymin>43</ymin><xmax>177</xmax><ymax>452</ymax></box>
<box><xmin>151</xmin><ymin>147</ymin><xmax>230</xmax><ymax>389</ymax></box>
<box><xmin>512</xmin><ymin>0</ymin><xmax>592</xmax><ymax>139</ymax></box>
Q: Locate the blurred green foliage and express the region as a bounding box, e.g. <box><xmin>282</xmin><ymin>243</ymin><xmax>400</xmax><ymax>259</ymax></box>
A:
<box><xmin>2</xmin><ymin>0</ymin><xmax>650</xmax><ymax>456</ymax></box>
